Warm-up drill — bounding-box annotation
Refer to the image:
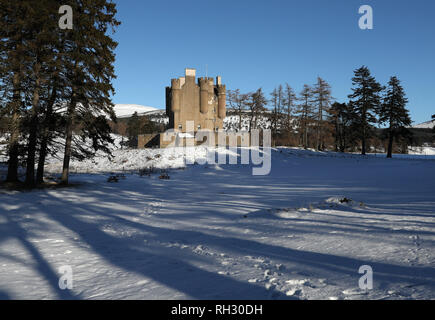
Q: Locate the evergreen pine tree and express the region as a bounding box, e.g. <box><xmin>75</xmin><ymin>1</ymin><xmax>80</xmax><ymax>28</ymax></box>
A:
<box><xmin>127</xmin><ymin>112</ymin><xmax>141</xmax><ymax>148</ymax></box>
<box><xmin>348</xmin><ymin>66</ymin><xmax>384</xmax><ymax>155</ymax></box>
<box><xmin>23</xmin><ymin>0</ymin><xmax>61</xmax><ymax>186</ymax></box>
<box><xmin>379</xmin><ymin>76</ymin><xmax>412</xmax><ymax>158</ymax></box>
<box><xmin>328</xmin><ymin>102</ymin><xmax>355</xmax><ymax>152</ymax></box>
<box><xmin>0</xmin><ymin>0</ymin><xmax>34</xmax><ymax>182</ymax></box>
<box><xmin>60</xmin><ymin>0</ymin><xmax>120</xmax><ymax>184</ymax></box>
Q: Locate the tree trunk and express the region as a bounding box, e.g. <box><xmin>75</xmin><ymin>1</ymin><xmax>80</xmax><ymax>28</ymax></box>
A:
<box><xmin>387</xmin><ymin>129</ymin><xmax>393</xmax><ymax>158</ymax></box>
<box><xmin>238</xmin><ymin>108</ymin><xmax>242</xmax><ymax>131</ymax></box>
<box><xmin>334</xmin><ymin>117</ymin><xmax>339</xmax><ymax>152</ymax></box>
<box><xmin>361</xmin><ymin>124</ymin><xmax>366</xmax><ymax>155</ymax></box>
<box><xmin>36</xmin><ymin>86</ymin><xmax>57</xmax><ymax>184</ymax></box>
<box><xmin>6</xmin><ymin>72</ymin><xmax>22</xmax><ymax>183</ymax></box>
<box><xmin>361</xmin><ymin>138</ymin><xmax>366</xmax><ymax>155</ymax></box>
<box><xmin>340</xmin><ymin>126</ymin><xmax>346</xmax><ymax>153</ymax></box>
<box><xmin>61</xmin><ymin>96</ymin><xmax>76</xmax><ymax>185</ymax></box>
<box><xmin>316</xmin><ymin>111</ymin><xmax>321</xmax><ymax>151</ymax></box>
<box><xmin>25</xmin><ymin>61</ymin><xmax>41</xmax><ymax>187</ymax></box>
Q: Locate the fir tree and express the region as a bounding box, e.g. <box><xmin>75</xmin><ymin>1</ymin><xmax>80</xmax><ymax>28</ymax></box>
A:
<box><xmin>0</xmin><ymin>0</ymin><xmax>34</xmax><ymax>182</ymax></box>
<box><xmin>23</xmin><ymin>0</ymin><xmax>61</xmax><ymax>186</ymax></box>
<box><xmin>60</xmin><ymin>0</ymin><xmax>120</xmax><ymax>184</ymax></box>
<box><xmin>348</xmin><ymin>66</ymin><xmax>384</xmax><ymax>155</ymax></box>
<box><xmin>127</xmin><ymin>112</ymin><xmax>141</xmax><ymax>148</ymax></box>
<box><xmin>328</xmin><ymin>102</ymin><xmax>355</xmax><ymax>152</ymax></box>
<box><xmin>0</xmin><ymin>0</ymin><xmax>119</xmax><ymax>186</ymax></box>
<box><xmin>379</xmin><ymin>76</ymin><xmax>412</xmax><ymax>158</ymax></box>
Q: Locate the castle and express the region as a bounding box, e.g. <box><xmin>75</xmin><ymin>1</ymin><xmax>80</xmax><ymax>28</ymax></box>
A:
<box><xmin>138</xmin><ymin>68</ymin><xmax>227</xmax><ymax>148</ymax></box>
<box><xmin>167</xmin><ymin>68</ymin><xmax>226</xmax><ymax>133</ymax></box>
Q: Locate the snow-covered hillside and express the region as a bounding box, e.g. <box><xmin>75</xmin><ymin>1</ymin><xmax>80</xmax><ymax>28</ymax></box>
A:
<box><xmin>114</xmin><ymin>104</ymin><xmax>158</xmax><ymax>118</ymax></box>
<box><xmin>413</xmin><ymin>119</ymin><xmax>435</xmax><ymax>129</ymax></box>
<box><xmin>1</xmin><ymin>146</ymin><xmax>434</xmax><ymax>300</ymax></box>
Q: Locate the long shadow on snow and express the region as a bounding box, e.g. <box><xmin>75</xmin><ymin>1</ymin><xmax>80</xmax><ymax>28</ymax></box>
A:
<box><xmin>1</xmin><ymin>215</ymin><xmax>80</xmax><ymax>299</ymax></box>
<box><xmin>26</xmin><ymin>190</ymin><xmax>435</xmax><ymax>292</ymax></box>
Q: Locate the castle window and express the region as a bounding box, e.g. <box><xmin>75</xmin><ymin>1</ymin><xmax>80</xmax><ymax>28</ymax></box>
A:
<box><xmin>178</xmin><ymin>124</ymin><xmax>182</xmax><ymax>130</ymax></box>
<box><xmin>197</xmin><ymin>125</ymin><xmax>201</xmax><ymax>130</ymax></box>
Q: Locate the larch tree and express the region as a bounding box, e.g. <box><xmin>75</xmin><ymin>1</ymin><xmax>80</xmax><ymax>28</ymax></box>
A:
<box><xmin>312</xmin><ymin>77</ymin><xmax>332</xmax><ymax>151</ymax></box>
<box><xmin>296</xmin><ymin>84</ymin><xmax>314</xmax><ymax>149</ymax></box>
<box><xmin>283</xmin><ymin>83</ymin><xmax>297</xmax><ymax>143</ymax></box>
<box><xmin>227</xmin><ymin>89</ymin><xmax>248</xmax><ymax>131</ymax></box>
<box><xmin>269</xmin><ymin>85</ymin><xmax>284</xmax><ymax>146</ymax></box>
<box><xmin>246</xmin><ymin>88</ymin><xmax>267</xmax><ymax>133</ymax></box>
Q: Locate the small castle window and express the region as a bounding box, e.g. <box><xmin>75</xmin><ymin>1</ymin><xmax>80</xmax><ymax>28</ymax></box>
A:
<box><xmin>197</xmin><ymin>125</ymin><xmax>201</xmax><ymax>130</ymax></box>
<box><xmin>178</xmin><ymin>124</ymin><xmax>182</xmax><ymax>130</ymax></box>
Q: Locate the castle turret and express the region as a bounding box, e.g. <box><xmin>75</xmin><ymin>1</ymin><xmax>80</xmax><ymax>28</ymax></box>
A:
<box><xmin>199</xmin><ymin>78</ymin><xmax>209</xmax><ymax>114</ymax></box>
<box><xmin>217</xmin><ymin>84</ymin><xmax>226</xmax><ymax>119</ymax></box>
<box><xmin>171</xmin><ymin>78</ymin><xmax>181</xmax><ymax>112</ymax></box>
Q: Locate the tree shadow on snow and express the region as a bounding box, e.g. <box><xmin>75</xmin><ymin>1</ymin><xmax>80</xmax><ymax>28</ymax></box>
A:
<box><xmin>0</xmin><ymin>154</ymin><xmax>434</xmax><ymax>299</ymax></box>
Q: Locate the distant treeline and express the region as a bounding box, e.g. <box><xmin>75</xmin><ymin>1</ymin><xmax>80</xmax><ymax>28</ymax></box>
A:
<box><xmin>109</xmin><ymin>112</ymin><xmax>168</xmax><ymax>148</ymax></box>
<box><xmin>226</xmin><ymin>66</ymin><xmax>433</xmax><ymax>157</ymax></box>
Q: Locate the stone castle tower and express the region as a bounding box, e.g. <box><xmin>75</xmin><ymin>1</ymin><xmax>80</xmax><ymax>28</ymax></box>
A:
<box><xmin>166</xmin><ymin>68</ymin><xmax>226</xmax><ymax>133</ymax></box>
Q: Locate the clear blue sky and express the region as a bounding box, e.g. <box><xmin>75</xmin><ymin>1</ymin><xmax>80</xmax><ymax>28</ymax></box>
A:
<box><xmin>111</xmin><ymin>0</ymin><xmax>435</xmax><ymax>124</ymax></box>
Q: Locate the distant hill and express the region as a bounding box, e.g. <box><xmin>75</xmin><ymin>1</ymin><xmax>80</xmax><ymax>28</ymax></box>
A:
<box><xmin>413</xmin><ymin>119</ymin><xmax>435</xmax><ymax>129</ymax></box>
<box><xmin>114</xmin><ymin>104</ymin><xmax>158</xmax><ymax>118</ymax></box>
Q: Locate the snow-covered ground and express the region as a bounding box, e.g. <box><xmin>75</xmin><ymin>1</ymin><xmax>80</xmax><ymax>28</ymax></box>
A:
<box><xmin>408</xmin><ymin>146</ymin><xmax>435</xmax><ymax>156</ymax></box>
<box><xmin>0</xmin><ymin>147</ymin><xmax>434</xmax><ymax>300</ymax></box>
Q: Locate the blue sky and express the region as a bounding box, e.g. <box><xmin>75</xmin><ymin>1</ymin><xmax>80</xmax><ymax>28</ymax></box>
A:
<box><xmin>111</xmin><ymin>0</ymin><xmax>435</xmax><ymax>124</ymax></box>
